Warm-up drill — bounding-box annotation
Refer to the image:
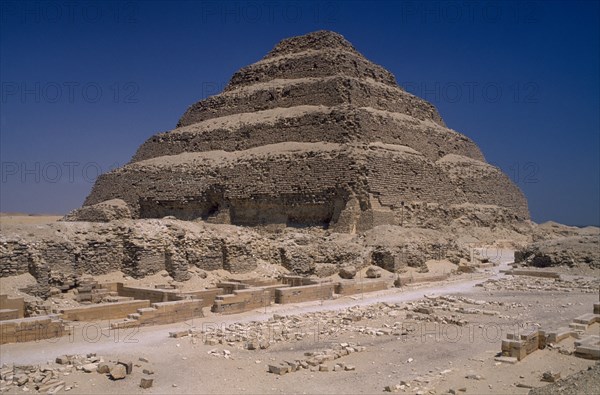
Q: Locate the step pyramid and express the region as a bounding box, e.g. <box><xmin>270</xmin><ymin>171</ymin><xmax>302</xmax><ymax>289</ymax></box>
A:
<box><xmin>72</xmin><ymin>31</ymin><xmax>529</xmax><ymax>232</ymax></box>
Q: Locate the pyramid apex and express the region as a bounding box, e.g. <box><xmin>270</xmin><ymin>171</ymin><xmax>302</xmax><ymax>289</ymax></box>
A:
<box><xmin>265</xmin><ymin>30</ymin><xmax>357</xmax><ymax>58</ymax></box>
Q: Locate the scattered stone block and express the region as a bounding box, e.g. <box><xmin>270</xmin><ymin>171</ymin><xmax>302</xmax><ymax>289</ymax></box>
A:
<box><xmin>245</xmin><ymin>340</ymin><xmax>257</xmax><ymax>350</ymax></box>
<box><xmin>285</xmin><ymin>361</ymin><xmax>299</xmax><ymax>372</ymax></box>
<box><xmin>579</xmin><ymin>345</ymin><xmax>600</xmax><ymax>359</ymax></box>
<box><xmin>569</xmin><ymin>322</ymin><xmax>587</xmax><ymax>331</ymax></box>
<box><xmin>169</xmin><ymin>330</ymin><xmax>189</xmax><ymax>338</ymax></box>
<box><xmin>38</xmin><ymin>380</ymin><xmax>65</xmax><ymax>393</ymax></box>
<box><xmin>117</xmin><ymin>360</ymin><xmax>133</xmax><ymax>375</ymax></box>
<box><xmin>110</xmin><ymin>365</ymin><xmax>127</xmax><ymax>380</ymax></box>
<box><xmin>268</xmin><ymin>365</ymin><xmax>289</xmax><ymax>375</ymax></box>
<box><xmin>48</xmin><ymin>384</ymin><xmax>64</xmax><ymax>394</ymax></box>
<box><xmin>81</xmin><ymin>364</ymin><xmax>97</xmax><ymax>373</ymax></box>
<box><xmin>55</xmin><ymin>356</ymin><xmax>70</xmax><ymax>365</ymax></box>
<box><xmin>516</xmin><ymin>383</ymin><xmax>533</xmax><ymax>388</ymax></box>
<box><xmin>494</xmin><ymin>356</ymin><xmax>518</xmax><ymax>364</ymax></box>
<box><xmin>96</xmin><ymin>363</ymin><xmax>110</xmax><ymax>374</ymax></box>
<box><xmin>415</xmin><ymin>307</ymin><xmax>433</xmax><ymax>315</ymax></box>
<box><xmin>542</xmin><ymin>371</ymin><xmax>560</xmax><ymax>382</ymax></box>
<box><xmin>465</xmin><ymin>373</ymin><xmax>484</xmax><ymax>380</ymax></box>
<box><xmin>140</xmin><ymin>378</ymin><xmax>153</xmax><ymax>389</ymax></box>
<box><xmin>259</xmin><ymin>340</ymin><xmax>270</xmax><ymax>349</ymax></box>
<box><xmin>546</xmin><ymin>328</ymin><xmax>574</xmax><ymax>343</ymax></box>
<box><xmin>366</xmin><ymin>266</ymin><xmax>382</xmax><ymax>279</ymax></box>
<box><xmin>339</xmin><ymin>266</ymin><xmax>357</xmax><ymax>279</ymax></box>
<box><xmin>14</xmin><ymin>374</ymin><xmax>28</xmax><ymax>386</ymax></box>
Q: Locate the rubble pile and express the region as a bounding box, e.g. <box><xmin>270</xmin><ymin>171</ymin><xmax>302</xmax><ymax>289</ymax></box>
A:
<box><xmin>267</xmin><ymin>343</ymin><xmax>365</xmax><ymax>375</ymax></box>
<box><xmin>0</xmin><ymin>353</ymin><xmax>154</xmax><ymax>393</ymax></box>
<box><xmin>191</xmin><ymin>296</ymin><xmax>516</xmax><ymax>350</ymax></box>
<box><xmin>194</xmin><ymin>304</ymin><xmax>416</xmax><ymax>349</ymax></box>
<box><xmin>479</xmin><ymin>276</ymin><xmax>599</xmax><ymax>293</ymax></box>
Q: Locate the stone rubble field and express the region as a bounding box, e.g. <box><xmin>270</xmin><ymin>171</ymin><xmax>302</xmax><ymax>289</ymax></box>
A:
<box><xmin>1</xmin><ymin>267</ymin><xmax>598</xmax><ymax>394</ymax></box>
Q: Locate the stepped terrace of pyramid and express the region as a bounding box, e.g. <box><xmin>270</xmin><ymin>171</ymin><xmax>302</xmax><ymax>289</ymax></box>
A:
<box><xmin>67</xmin><ymin>31</ymin><xmax>529</xmax><ymax>231</ymax></box>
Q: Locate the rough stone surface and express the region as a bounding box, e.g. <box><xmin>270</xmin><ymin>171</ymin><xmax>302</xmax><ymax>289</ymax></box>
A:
<box><xmin>529</xmin><ymin>364</ymin><xmax>600</xmax><ymax>395</ymax></box>
<box><xmin>339</xmin><ymin>266</ymin><xmax>357</xmax><ymax>279</ymax></box>
<box><xmin>0</xmin><ymin>30</ymin><xmax>540</xmax><ymax>290</ymax></box>
<box><xmin>81</xmin><ymin>363</ymin><xmax>97</xmax><ymax>373</ymax></box>
<box><xmin>140</xmin><ymin>378</ymin><xmax>153</xmax><ymax>388</ymax></box>
<box><xmin>109</xmin><ymin>364</ymin><xmax>126</xmax><ymax>380</ymax></box>
<box><xmin>515</xmin><ymin>232</ymin><xmax>599</xmax><ymax>269</ymax></box>
<box><xmin>366</xmin><ymin>266</ymin><xmax>382</xmax><ymax>279</ymax></box>
<box><xmin>67</xmin><ymin>30</ymin><xmax>528</xmax><ymax>230</ymax></box>
<box><xmin>62</xmin><ymin>199</ymin><xmax>132</xmax><ymax>222</ymax></box>
<box><xmin>117</xmin><ymin>360</ymin><xmax>133</xmax><ymax>375</ymax></box>
<box><xmin>0</xmin><ymin>218</ymin><xmax>531</xmax><ymax>288</ymax></box>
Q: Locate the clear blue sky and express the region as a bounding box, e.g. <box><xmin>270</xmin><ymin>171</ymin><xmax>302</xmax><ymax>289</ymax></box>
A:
<box><xmin>1</xmin><ymin>0</ymin><xmax>598</xmax><ymax>226</ymax></box>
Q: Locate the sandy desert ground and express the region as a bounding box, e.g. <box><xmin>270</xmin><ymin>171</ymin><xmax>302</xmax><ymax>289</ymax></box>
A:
<box><xmin>0</xmin><ymin>214</ymin><xmax>63</xmax><ymax>226</ymax></box>
<box><xmin>1</xmin><ymin>246</ymin><xmax>598</xmax><ymax>394</ymax></box>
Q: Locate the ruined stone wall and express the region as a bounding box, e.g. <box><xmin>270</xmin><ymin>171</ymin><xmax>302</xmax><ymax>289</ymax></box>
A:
<box><xmin>274</xmin><ymin>283</ymin><xmax>335</xmax><ymax>304</ymax></box>
<box><xmin>227</xmin><ymin>49</ymin><xmax>398</xmax><ymax>90</ymax></box>
<box><xmin>0</xmin><ymin>220</ymin><xmax>272</xmax><ymax>287</ymax></box>
<box><xmin>335</xmin><ymin>279</ymin><xmax>389</xmax><ymax>295</ymax></box>
<box><xmin>436</xmin><ymin>155</ymin><xmax>529</xmax><ymax>219</ymax></box>
<box><xmin>0</xmin><ymin>241</ymin><xmax>30</xmax><ymax>277</ymax></box>
<box><xmin>0</xmin><ymin>316</ymin><xmax>68</xmax><ymax>345</ymax></box>
<box><xmin>83</xmin><ymin>143</ymin><xmax>528</xmax><ymax>230</ymax></box>
<box><xmin>367</xmin><ymin>149</ymin><xmax>456</xmax><ymax>209</ymax></box>
<box><xmin>132</xmin><ymin>107</ymin><xmax>483</xmax><ymax>163</ymax></box>
<box><xmin>182</xmin><ymin>288</ymin><xmax>223</xmax><ymax>308</ymax></box>
<box><xmin>396</xmin><ymin>273</ymin><xmax>450</xmax><ymax>286</ymax></box>
<box><xmin>106</xmin><ymin>283</ymin><xmax>222</xmax><ymax>307</ymax></box>
<box><xmin>116</xmin><ymin>284</ymin><xmax>177</xmax><ymax>303</ymax></box>
<box><xmin>183</xmin><ymin>238</ymin><xmax>223</xmax><ymax>271</ymax></box>
<box><xmin>0</xmin><ymin>234</ymin><xmax>124</xmax><ymax>283</ymax></box>
<box><xmin>58</xmin><ymin>300</ymin><xmax>151</xmax><ymax>321</ymax></box>
<box><xmin>177</xmin><ymin>77</ymin><xmax>445</xmax><ymax>127</ymax></box>
<box><xmin>0</xmin><ymin>295</ymin><xmax>25</xmax><ymax>319</ymax></box>
<box><xmin>77</xmin><ymin>237</ymin><xmax>125</xmax><ymax>275</ymax></box>
<box><xmin>86</xmin><ymin>146</ymin><xmax>359</xmax><ymax>225</ymax></box>
<box><xmin>367</xmin><ymin>151</ymin><xmax>529</xmax><ymax>221</ymax></box>
<box><xmin>111</xmin><ymin>300</ymin><xmax>205</xmax><ymax>328</ymax></box>
<box><xmin>278</xmin><ymin>240</ymin><xmax>365</xmax><ymax>275</ymax></box>
<box><xmin>212</xmin><ymin>288</ymin><xmax>272</xmax><ymax>314</ymax></box>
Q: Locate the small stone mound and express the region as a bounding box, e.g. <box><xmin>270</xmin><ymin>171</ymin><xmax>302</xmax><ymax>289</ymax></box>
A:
<box><xmin>528</xmin><ymin>364</ymin><xmax>600</xmax><ymax>395</ymax></box>
<box><xmin>366</xmin><ymin>266</ymin><xmax>383</xmax><ymax>279</ymax></box>
<box><xmin>339</xmin><ymin>266</ymin><xmax>357</xmax><ymax>279</ymax></box>
<box><xmin>515</xmin><ymin>232</ymin><xmax>600</xmax><ymax>269</ymax></box>
<box><xmin>63</xmin><ymin>199</ymin><xmax>131</xmax><ymax>222</ymax></box>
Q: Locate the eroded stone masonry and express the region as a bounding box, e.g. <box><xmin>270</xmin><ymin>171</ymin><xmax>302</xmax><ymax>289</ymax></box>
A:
<box><xmin>70</xmin><ymin>30</ymin><xmax>528</xmax><ymax>230</ymax></box>
<box><xmin>1</xmin><ymin>31</ymin><xmax>532</xmax><ymax>295</ymax></box>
